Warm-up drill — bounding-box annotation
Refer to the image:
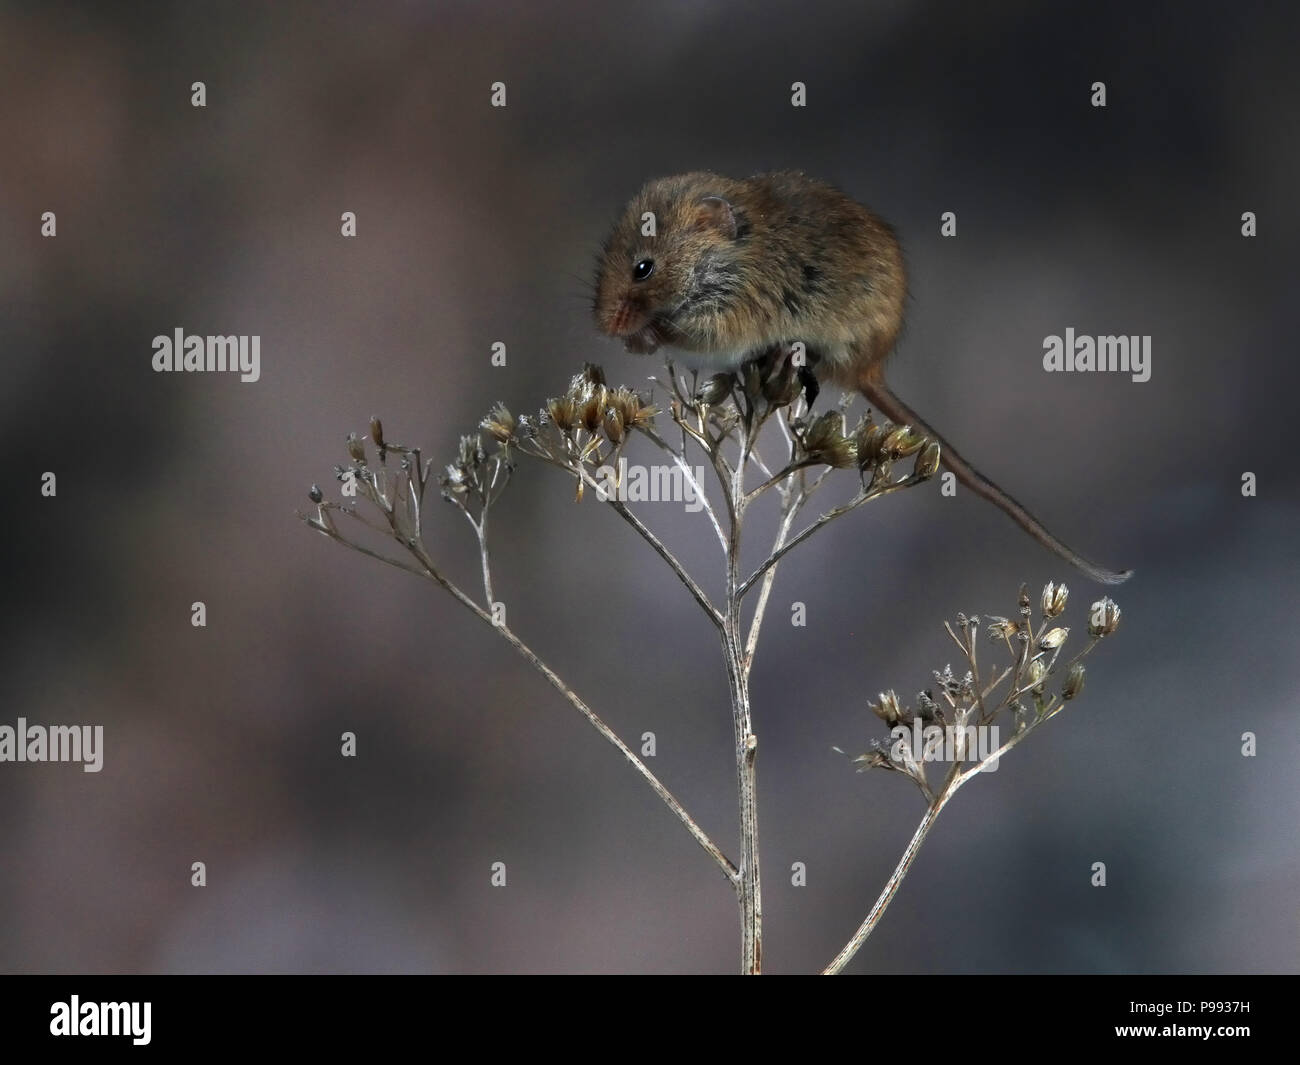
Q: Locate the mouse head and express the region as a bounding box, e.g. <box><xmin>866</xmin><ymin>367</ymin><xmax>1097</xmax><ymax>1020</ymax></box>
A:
<box><xmin>593</xmin><ymin>172</ymin><xmax>741</xmax><ymax>355</ymax></box>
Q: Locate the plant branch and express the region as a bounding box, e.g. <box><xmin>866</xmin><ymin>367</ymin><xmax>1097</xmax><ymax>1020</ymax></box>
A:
<box><xmin>822</xmin><ymin>787</ymin><xmax>954</xmax><ymax>975</ymax></box>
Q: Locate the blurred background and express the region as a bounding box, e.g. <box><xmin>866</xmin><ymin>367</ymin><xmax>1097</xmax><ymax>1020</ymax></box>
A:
<box><xmin>1</xmin><ymin>0</ymin><xmax>1295</xmax><ymax>974</ymax></box>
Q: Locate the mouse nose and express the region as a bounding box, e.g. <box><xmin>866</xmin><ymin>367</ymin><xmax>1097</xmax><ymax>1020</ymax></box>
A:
<box><xmin>607</xmin><ymin>298</ymin><xmax>647</xmax><ymax>338</ymax></box>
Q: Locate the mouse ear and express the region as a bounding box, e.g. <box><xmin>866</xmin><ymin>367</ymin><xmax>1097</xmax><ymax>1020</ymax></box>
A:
<box><xmin>696</xmin><ymin>196</ymin><xmax>738</xmax><ymax>239</ymax></box>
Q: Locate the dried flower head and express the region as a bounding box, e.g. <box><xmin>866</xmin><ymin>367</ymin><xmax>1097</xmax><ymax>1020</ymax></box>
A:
<box><xmin>869</xmin><ymin>690</ymin><xmax>904</xmax><ymax>727</ymax></box>
<box><xmin>439</xmin><ymin>434</ymin><xmax>489</xmax><ymax>501</ymax></box>
<box><xmin>608</xmin><ymin>386</ymin><xmax>655</xmax><ymax>430</ymax></box>
<box><xmin>986</xmin><ymin>616</ymin><xmax>1017</xmax><ymax>642</ymax></box>
<box><xmin>440</xmin><ymin>463</ymin><xmax>469</xmax><ymax>497</ymax></box>
<box><xmin>803</xmin><ymin>410</ymin><xmax>857</xmax><ymax>468</ymax></box>
<box><xmin>1088</xmin><ymin>597</ymin><xmax>1122</xmax><ymax>638</ymax></box>
<box><xmin>546</xmin><ymin>395</ymin><xmax>577</xmax><ymax>434</ymax></box>
<box><xmin>1018</xmin><ymin>585</ymin><xmax>1033</xmax><ymax>619</ymax></box>
<box><xmin>1025</xmin><ymin>658</ymin><xmax>1047</xmax><ymax>694</ymax></box>
<box><xmin>579</xmin><ymin>384</ymin><xmax>608</xmax><ymax>434</ymax></box>
<box><xmin>914</xmin><ymin>441</ymin><xmax>942</xmax><ymax>480</ymax></box>
<box><xmin>1041</xmin><ymin>581</ymin><xmax>1068</xmax><ymax>618</ymax></box>
<box><xmin>760</xmin><ymin>358</ymin><xmax>800</xmax><ymax>406</ymax></box>
<box><xmin>856</xmin><ymin>422</ymin><xmax>886</xmax><ymax>470</ymax></box>
<box><xmin>882</xmin><ymin>425</ymin><xmax>926</xmax><ymax>459</ymax></box>
<box><xmin>1038</xmin><ymin>627</ymin><xmax>1069</xmax><ymax>651</ymax></box>
<box><xmin>1063</xmin><ymin>663</ymin><xmax>1086</xmax><ymax>700</ymax></box>
<box><xmin>603</xmin><ymin>406</ymin><xmax>625</xmax><ymax>445</ymax></box>
<box><xmin>695</xmin><ymin>373</ymin><xmax>732</xmax><ymax>406</ymax></box>
<box><xmin>481</xmin><ymin>403</ymin><xmax>516</xmax><ymax>444</ymax></box>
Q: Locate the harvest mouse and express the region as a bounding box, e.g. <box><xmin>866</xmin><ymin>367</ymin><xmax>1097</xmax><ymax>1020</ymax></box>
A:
<box><xmin>592</xmin><ymin>170</ymin><xmax>1131</xmax><ymax>584</ymax></box>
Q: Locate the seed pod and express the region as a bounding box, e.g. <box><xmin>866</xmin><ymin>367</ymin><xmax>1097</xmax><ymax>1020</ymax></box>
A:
<box><xmin>914</xmin><ymin>441</ymin><xmax>941</xmax><ymax>479</ymax></box>
<box><xmin>1063</xmin><ymin>663</ymin><xmax>1086</xmax><ymax>700</ymax></box>
<box><xmin>695</xmin><ymin>374</ymin><xmax>732</xmax><ymax>406</ymax></box>
<box><xmin>1041</xmin><ymin>581</ymin><xmax>1068</xmax><ymax>619</ymax></box>
<box><xmin>1088</xmin><ymin>597</ymin><xmax>1122</xmax><ymax>637</ymax></box>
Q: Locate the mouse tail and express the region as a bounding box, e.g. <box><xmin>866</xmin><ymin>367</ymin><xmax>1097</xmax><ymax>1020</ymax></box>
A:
<box><xmin>856</xmin><ymin>378</ymin><xmax>1132</xmax><ymax>585</ymax></box>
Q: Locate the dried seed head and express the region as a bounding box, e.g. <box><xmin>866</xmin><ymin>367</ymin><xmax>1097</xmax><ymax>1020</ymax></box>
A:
<box><xmin>870</xmin><ymin>690</ymin><xmax>904</xmax><ymax>727</ymax></box>
<box><xmin>933</xmin><ymin>664</ymin><xmax>962</xmax><ymax>699</ymax></box>
<box><xmin>609</xmin><ymin>387</ymin><xmax>654</xmax><ymax>430</ymax></box>
<box><xmin>914</xmin><ymin>441</ymin><xmax>942</xmax><ymax>479</ymax></box>
<box><xmin>609</xmin><ymin>387</ymin><xmax>638</xmax><ymax>424</ymax></box>
<box><xmin>804</xmin><ymin>411</ymin><xmax>842</xmax><ymax>451</ymax></box>
<box><xmin>308</xmin><ymin>484</ymin><xmax>323</xmax><ymax>504</ymax></box>
<box><xmin>857</xmin><ymin>423</ymin><xmax>886</xmax><ymax>468</ymax></box>
<box><xmin>440</xmin><ymin>464</ymin><xmax>469</xmax><ymax>497</ymax></box>
<box><xmin>695</xmin><ymin>373</ymin><xmax>732</xmax><ymax>406</ymax></box>
<box><xmin>1038</xmin><ymin>626</ymin><xmax>1069</xmax><ymax>651</ymax></box>
<box><xmin>629</xmin><ymin>401</ymin><xmax>657</xmax><ymax>429</ymax></box>
<box><xmin>824</xmin><ymin>437</ymin><xmax>859</xmax><ymax>468</ymax></box>
<box><xmin>457</xmin><ymin>434</ymin><xmax>484</xmax><ymax>470</ymax></box>
<box><xmin>368</xmin><ymin>416</ymin><xmax>385</xmax><ymax>449</ymax></box>
<box><xmin>761</xmin><ymin>358</ymin><xmax>799</xmax><ymax>406</ymax></box>
<box><xmin>1088</xmin><ymin>597</ymin><xmax>1122</xmax><ymax>638</ymax></box>
<box><xmin>1041</xmin><ymin>581</ymin><xmax>1069</xmax><ymax>619</ymax></box>
<box><xmin>882</xmin><ymin>425</ymin><xmax>926</xmax><ymax>458</ymax></box>
<box><xmin>916</xmin><ymin>690</ymin><xmax>941</xmax><ymax>722</ymax></box>
<box><xmin>986</xmin><ymin>616</ymin><xmax>1017</xmax><ymax>642</ymax></box>
<box><xmin>580</xmin><ymin>385</ymin><xmax>608</xmax><ymax>434</ymax></box>
<box><xmin>1025</xmin><ymin>658</ymin><xmax>1047</xmax><ymax>694</ymax></box>
<box><xmin>546</xmin><ymin>395</ymin><xmax>577</xmax><ymax>433</ymax></box>
<box><xmin>603</xmin><ymin>406</ymin><xmax>625</xmax><ymax>444</ymax></box>
<box><xmin>1063</xmin><ymin>663</ymin><xmax>1086</xmax><ymax>700</ymax></box>
<box><xmin>514</xmin><ymin>414</ymin><xmax>538</xmax><ymax>440</ymax></box>
<box><xmin>802</xmin><ymin>411</ymin><xmax>856</xmax><ymax>466</ymax></box>
<box><xmin>346</xmin><ymin>432</ymin><xmax>366</xmax><ymax>464</ymax></box>
<box><xmin>880</xmin><ymin>424</ymin><xmax>908</xmax><ymax>457</ymax></box>
<box><xmin>852</xmin><ymin>747</ymin><xmax>894</xmax><ymax>772</ymax></box>
<box><xmin>480</xmin><ymin>403</ymin><xmax>516</xmax><ymax>444</ymax></box>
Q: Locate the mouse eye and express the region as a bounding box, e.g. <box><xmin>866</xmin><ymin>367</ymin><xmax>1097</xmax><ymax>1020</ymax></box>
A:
<box><xmin>632</xmin><ymin>259</ymin><xmax>655</xmax><ymax>282</ymax></box>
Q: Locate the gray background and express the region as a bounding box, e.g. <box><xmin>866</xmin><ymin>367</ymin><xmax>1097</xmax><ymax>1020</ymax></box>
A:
<box><xmin>1</xmin><ymin>0</ymin><xmax>1295</xmax><ymax>973</ymax></box>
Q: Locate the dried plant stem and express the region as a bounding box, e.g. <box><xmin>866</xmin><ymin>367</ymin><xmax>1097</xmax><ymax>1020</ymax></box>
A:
<box><xmin>823</xmin><ymin>788</ymin><xmax>952</xmax><ymax>974</ymax></box>
<box><xmin>717</xmin><ymin>412</ymin><xmax>767</xmax><ymax>973</ymax></box>
<box><xmin>474</xmin><ymin>520</ymin><xmax>494</xmax><ymax>607</ymax></box>
<box><xmin>743</xmin><ymin>488</ymin><xmax>802</xmax><ymax>669</ymax></box>
<box><xmin>723</xmin><ymin>633</ymin><xmax>761</xmax><ymax>973</ymax></box>
<box><xmin>640</xmin><ymin>427</ymin><xmax>727</xmax><ymax>550</ymax></box>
